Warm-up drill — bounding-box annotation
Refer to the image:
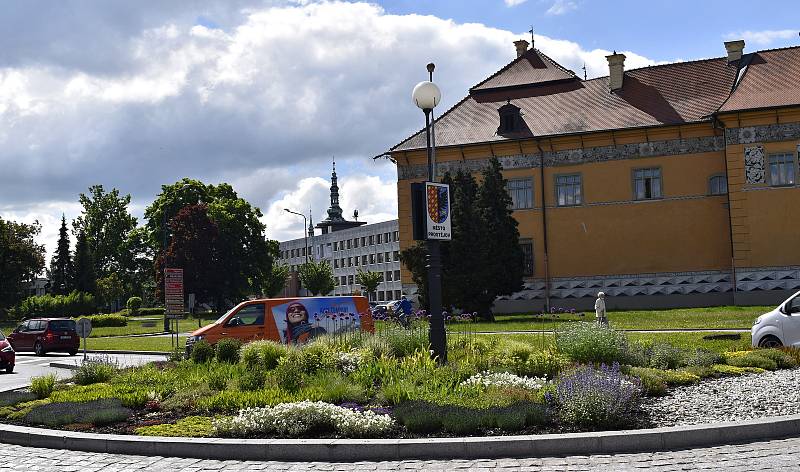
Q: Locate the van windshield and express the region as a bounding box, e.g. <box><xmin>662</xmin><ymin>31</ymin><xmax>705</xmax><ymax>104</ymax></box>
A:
<box><xmin>215</xmin><ymin>306</ymin><xmax>240</xmax><ymax>324</ymax></box>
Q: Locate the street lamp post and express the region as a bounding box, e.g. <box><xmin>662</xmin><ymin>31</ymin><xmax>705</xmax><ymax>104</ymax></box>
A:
<box><xmin>412</xmin><ymin>63</ymin><xmax>446</xmax><ymax>363</ymax></box>
<box><xmin>284</xmin><ymin>209</ymin><xmax>309</xmax><ymax>264</ymax></box>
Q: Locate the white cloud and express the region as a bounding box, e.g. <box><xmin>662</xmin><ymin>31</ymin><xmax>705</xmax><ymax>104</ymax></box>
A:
<box><xmin>0</xmin><ymin>1</ymin><xmax>658</xmax><ymax>263</ymax></box>
<box><xmin>504</xmin><ymin>0</ymin><xmax>529</xmax><ymax>6</ymax></box>
<box><xmin>725</xmin><ymin>29</ymin><xmax>798</xmax><ymax>47</ymax></box>
<box><xmin>546</xmin><ymin>0</ymin><xmax>578</xmax><ymax>15</ymax></box>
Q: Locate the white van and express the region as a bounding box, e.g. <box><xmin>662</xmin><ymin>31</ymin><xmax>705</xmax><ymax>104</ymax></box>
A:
<box><xmin>751</xmin><ymin>290</ymin><xmax>800</xmax><ymax>348</ymax></box>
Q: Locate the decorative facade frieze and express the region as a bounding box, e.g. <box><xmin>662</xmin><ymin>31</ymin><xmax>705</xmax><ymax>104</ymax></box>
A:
<box><xmin>744</xmin><ymin>145</ymin><xmax>766</xmax><ymax>184</ymax></box>
<box><xmin>494</xmin><ymin>266</ymin><xmax>800</xmax><ymax>301</ymax></box>
<box><xmin>397</xmin><ymin>135</ymin><xmax>725</xmax><ymax>180</ymax></box>
<box><xmin>726</xmin><ymin>122</ymin><xmax>800</xmax><ymax>145</ymax></box>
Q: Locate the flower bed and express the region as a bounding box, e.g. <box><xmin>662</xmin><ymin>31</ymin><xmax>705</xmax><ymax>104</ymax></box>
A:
<box><xmin>1</xmin><ymin>320</ymin><xmax>797</xmax><ymax>439</ymax></box>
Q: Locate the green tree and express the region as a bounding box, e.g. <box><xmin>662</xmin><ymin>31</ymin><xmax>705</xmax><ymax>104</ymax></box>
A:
<box><xmin>399</xmin><ymin>242</ymin><xmax>428</xmax><ymax>308</ymax></box>
<box><xmin>154</xmin><ymin>204</ymin><xmax>221</xmax><ymax>306</ymax></box>
<box><xmin>72</xmin><ymin>185</ymin><xmax>138</xmax><ymax>279</ymax></box>
<box><xmin>73</xmin><ymin>230</ymin><xmax>97</xmax><ymax>295</ymax></box>
<box><xmin>145</xmin><ymin>178</ymin><xmax>276</xmax><ymax>308</ymax></box>
<box><xmin>96</xmin><ymin>273</ymin><xmax>124</xmax><ymax>312</ymax></box>
<box><xmin>356</xmin><ymin>269</ymin><xmax>383</xmax><ymax>301</ymax></box>
<box><xmin>262</xmin><ymin>263</ymin><xmax>290</xmax><ymax>298</ymax></box>
<box><xmin>48</xmin><ymin>215</ymin><xmax>73</xmax><ymax>295</ymax></box>
<box><xmin>0</xmin><ymin>218</ymin><xmax>46</xmax><ymax>316</ymax></box>
<box><xmin>126</xmin><ymin>296</ymin><xmax>142</xmax><ymax>315</ymax></box>
<box><xmin>118</xmin><ymin>227</ymin><xmax>154</xmax><ymax>301</ymax></box>
<box><xmin>298</xmin><ymin>260</ymin><xmax>335</xmax><ymax>296</ymax></box>
<box><xmin>476</xmin><ymin>157</ymin><xmax>524</xmax><ymax>317</ymax></box>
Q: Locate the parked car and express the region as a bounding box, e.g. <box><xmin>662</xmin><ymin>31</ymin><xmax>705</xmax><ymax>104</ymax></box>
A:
<box><xmin>0</xmin><ymin>331</ymin><xmax>14</xmax><ymax>373</ymax></box>
<box><xmin>373</xmin><ymin>300</ymin><xmax>401</xmax><ymax>317</ymax></box>
<box><xmin>752</xmin><ymin>290</ymin><xmax>800</xmax><ymax>348</ymax></box>
<box><xmin>186</xmin><ymin>296</ymin><xmax>374</xmax><ymax>353</ymax></box>
<box><xmin>7</xmin><ymin>318</ymin><xmax>80</xmax><ymax>356</ymax></box>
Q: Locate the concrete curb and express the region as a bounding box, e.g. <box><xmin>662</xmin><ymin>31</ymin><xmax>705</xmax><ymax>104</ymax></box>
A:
<box><xmin>48</xmin><ymin>362</ymin><xmax>79</xmax><ymax>370</ymax></box>
<box><xmin>0</xmin><ymin>414</ymin><xmax>798</xmax><ymax>461</ymax></box>
<box><xmin>84</xmin><ymin>350</ymin><xmax>171</xmax><ymax>356</ymax></box>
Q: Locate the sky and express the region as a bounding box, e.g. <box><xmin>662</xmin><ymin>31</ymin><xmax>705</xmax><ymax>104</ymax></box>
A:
<box><xmin>1</xmin><ymin>0</ymin><xmax>798</xmax><ymax>264</ymax></box>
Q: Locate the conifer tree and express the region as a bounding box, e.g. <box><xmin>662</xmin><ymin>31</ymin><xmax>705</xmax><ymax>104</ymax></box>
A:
<box><xmin>49</xmin><ymin>215</ymin><xmax>73</xmax><ymax>295</ymax></box>
<box><xmin>73</xmin><ymin>230</ymin><xmax>97</xmax><ymax>295</ymax></box>
<box><xmin>476</xmin><ymin>157</ymin><xmax>524</xmax><ymax>319</ymax></box>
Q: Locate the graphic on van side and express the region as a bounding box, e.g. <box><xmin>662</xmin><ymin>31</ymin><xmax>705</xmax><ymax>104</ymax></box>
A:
<box><xmin>272</xmin><ymin>298</ymin><xmax>361</xmax><ymax>344</ymax></box>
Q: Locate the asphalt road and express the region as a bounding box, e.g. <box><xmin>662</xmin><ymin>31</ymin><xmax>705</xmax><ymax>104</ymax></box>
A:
<box><xmin>0</xmin><ymin>352</ymin><xmax>167</xmax><ymax>392</ymax></box>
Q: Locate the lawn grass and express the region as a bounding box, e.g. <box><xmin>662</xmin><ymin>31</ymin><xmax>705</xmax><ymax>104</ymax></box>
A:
<box><xmin>81</xmin><ymin>335</ymin><xmax>183</xmax><ymax>352</ymax></box>
<box><xmin>446</xmin><ymin>305</ymin><xmax>769</xmax><ymax>332</ymax></box>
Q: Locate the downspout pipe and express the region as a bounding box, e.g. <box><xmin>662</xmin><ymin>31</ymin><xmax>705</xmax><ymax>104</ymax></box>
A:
<box><xmin>713</xmin><ymin>114</ymin><xmax>738</xmax><ymax>305</ymax></box>
<box><xmin>536</xmin><ymin>139</ymin><xmax>551</xmax><ymax>311</ymax></box>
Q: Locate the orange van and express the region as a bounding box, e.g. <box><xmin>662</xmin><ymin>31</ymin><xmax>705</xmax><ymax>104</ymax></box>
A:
<box><xmin>185</xmin><ymin>296</ymin><xmax>374</xmax><ymax>352</ymax></box>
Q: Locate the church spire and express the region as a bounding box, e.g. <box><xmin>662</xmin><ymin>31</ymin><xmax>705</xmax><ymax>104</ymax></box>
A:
<box><xmin>326</xmin><ymin>157</ymin><xmax>344</xmax><ymax>222</ymax></box>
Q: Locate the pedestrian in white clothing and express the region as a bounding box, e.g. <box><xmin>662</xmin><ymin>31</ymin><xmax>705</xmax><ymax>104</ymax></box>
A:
<box><xmin>595</xmin><ymin>291</ymin><xmax>608</xmax><ymax>327</ymax></box>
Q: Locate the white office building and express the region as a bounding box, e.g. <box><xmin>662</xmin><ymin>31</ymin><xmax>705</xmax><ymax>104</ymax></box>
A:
<box><xmin>277</xmin><ymin>162</ymin><xmax>403</xmax><ymax>302</ymax></box>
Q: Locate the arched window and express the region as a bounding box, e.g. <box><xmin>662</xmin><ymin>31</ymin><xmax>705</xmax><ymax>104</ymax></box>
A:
<box><xmin>709</xmin><ymin>175</ymin><xmax>727</xmax><ymax>195</ymax></box>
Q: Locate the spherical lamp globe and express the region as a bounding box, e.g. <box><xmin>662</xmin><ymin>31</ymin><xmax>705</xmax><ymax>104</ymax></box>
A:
<box><xmin>411</xmin><ymin>81</ymin><xmax>441</xmax><ymax>110</ymax></box>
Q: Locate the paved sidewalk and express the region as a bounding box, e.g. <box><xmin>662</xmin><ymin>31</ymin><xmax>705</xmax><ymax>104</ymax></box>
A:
<box><xmin>1</xmin><ymin>436</ymin><xmax>798</xmax><ymax>471</ymax></box>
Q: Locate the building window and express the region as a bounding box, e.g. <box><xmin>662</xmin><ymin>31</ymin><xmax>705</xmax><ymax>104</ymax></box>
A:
<box><xmin>348</xmin><ymin>275</ymin><xmax>354</xmax><ymax>286</ymax></box>
<box><xmin>377</xmin><ymin>233</ymin><xmax>382</xmax><ymax>244</ymax></box>
<box><xmin>369</xmin><ymin>235</ymin><xmax>374</xmax><ymax>245</ymax></box>
<box><xmin>362</xmin><ymin>255</ymin><xmax>367</xmax><ymax>265</ymax></box>
<box><xmin>394</xmin><ymin>269</ymin><xmax>400</xmax><ymax>281</ymax></box>
<box><xmin>520</xmin><ymin>239</ymin><xmax>534</xmax><ymax>277</ymax></box>
<box><xmin>386</xmin><ymin>271</ymin><xmax>393</xmax><ymax>282</ymax></box>
<box><xmin>633</xmin><ymin>168</ymin><xmax>662</xmax><ymax>200</ymax></box>
<box><xmin>340</xmin><ymin>258</ymin><xmax>345</xmax><ymax>268</ymax></box>
<box><xmin>361</xmin><ymin>236</ymin><xmax>366</xmax><ymax>246</ymax></box>
<box><xmin>507</xmin><ymin>178</ymin><xmax>533</xmax><ymax>209</ymax></box>
<box><xmin>709</xmin><ymin>175</ymin><xmax>728</xmax><ymax>195</ymax></box>
<box><xmin>354</xmin><ymin>257</ymin><xmax>359</xmax><ymax>266</ymax></box>
<box><xmin>395</xmin><ymin>290</ymin><xmax>402</xmax><ymax>300</ymax></box>
<box><xmin>769</xmin><ymin>153</ymin><xmax>795</xmax><ymax>186</ymax></box>
<box><xmin>393</xmin><ymin>250</ymin><xmax>400</xmax><ymax>262</ymax></box>
<box><xmin>333</xmin><ymin>242</ymin><xmax>338</xmax><ymax>252</ymax></box>
<box><xmin>370</xmin><ymin>254</ymin><xmax>376</xmax><ymax>264</ymax></box>
<box><xmin>353</xmin><ymin>238</ymin><xmax>359</xmax><ymax>248</ymax></box>
<box><xmin>555</xmin><ymin>174</ymin><xmax>582</xmax><ymax>206</ymax></box>
<box><xmin>334</xmin><ymin>259</ymin><xmax>339</xmax><ymax>269</ymax></box>
<box><xmin>394</xmin><ymin>231</ymin><xmax>399</xmax><ymax>242</ymax></box>
<box><xmin>378</xmin><ymin>291</ymin><xmax>385</xmax><ymax>302</ymax></box>
<box><xmin>347</xmin><ymin>257</ymin><xmax>353</xmax><ymax>267</ymax></box>
<box><xmin>341</xmin><ymin>276</ymin><xmax>347</xmax><ymax>286</ymax></box>
<box><xmin>377</xmin><ymin>253</ymin><xmax>384</xmax><ymax>263</ymax></box>
<box><xmin>346</xmin><ymin>239</ymin><xmax>352</xmax><ymax>250</ymax></box>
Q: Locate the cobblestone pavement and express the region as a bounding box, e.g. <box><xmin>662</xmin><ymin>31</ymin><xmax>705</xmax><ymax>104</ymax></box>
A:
<box><xmin>3</xmin><ymin>437</ymin><xmax>800</xmax><ymax>471</ymax></box>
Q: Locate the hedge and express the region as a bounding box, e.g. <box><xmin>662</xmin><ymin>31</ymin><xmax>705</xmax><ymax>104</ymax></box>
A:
<box><xmin>13</xmin><ymin>292</ymin><xmax>96</xmax><ymax>318</ymax></box>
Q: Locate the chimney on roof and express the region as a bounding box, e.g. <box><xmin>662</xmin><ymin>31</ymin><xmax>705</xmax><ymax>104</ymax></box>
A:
<box><xmin>514</xmin><ymin>39</ymin><xmax>530</xmax><ymax>58</ymax></box>
<box><xmin>724</xmin><ymin>39</ymin><xmax>745</xmax><ymax>63</ymax></box>
<box><xmin>605</xmin><ymin>51</ymin><xmax>626</xmax><ymax>92</ymax></box>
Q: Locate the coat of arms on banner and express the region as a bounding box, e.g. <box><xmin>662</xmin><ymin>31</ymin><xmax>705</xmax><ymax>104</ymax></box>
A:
<box><xmin>427</xmin><ymin>184</ymin><xmax>449</xmax><ymax>224</ymax></box>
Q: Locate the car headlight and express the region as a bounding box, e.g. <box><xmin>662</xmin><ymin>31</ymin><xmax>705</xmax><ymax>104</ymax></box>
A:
<box><xmin>753</xmin><ymin>317</ymin><xmax>763</xmax><ymax>326</ymax></box>
<box><xmin>1</xmin><ymin>345</ymin><xmax>13</xmax><ymax>352</ymax></box>
<box><xmin>187</xmin><ymin>335</ymin><xmax>204</xmax><ymax>343</ymax></box>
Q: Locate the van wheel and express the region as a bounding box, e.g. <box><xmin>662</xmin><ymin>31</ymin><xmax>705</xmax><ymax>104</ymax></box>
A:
<box><xmin>758</xmin><ymin>335</ymin><xmax>782</xmax><ymax>348</ymax></box>
<box><xmin>34</xmin><ymin>342</ymin><xmax>45</xmax><ymax>356</ymax></box>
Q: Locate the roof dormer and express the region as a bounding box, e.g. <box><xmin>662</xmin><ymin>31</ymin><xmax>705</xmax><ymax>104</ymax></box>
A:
<box><xmin>497</xmin><ymin>101</ymin><xmax>523</xmax><ymax>135</ymax></box>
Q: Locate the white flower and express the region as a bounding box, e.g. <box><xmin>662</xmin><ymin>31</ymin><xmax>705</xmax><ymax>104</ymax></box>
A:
<box><xmin>460</xmin><ymin>371</ymin><xmax>547</xmax><ymax>390</ymax></box>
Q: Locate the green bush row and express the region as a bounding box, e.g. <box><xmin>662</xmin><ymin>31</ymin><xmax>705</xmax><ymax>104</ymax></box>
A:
<box><xmin>13</xmin><ymin>291</ymin><xmax>96</xmax><ymax>318</ymax></box>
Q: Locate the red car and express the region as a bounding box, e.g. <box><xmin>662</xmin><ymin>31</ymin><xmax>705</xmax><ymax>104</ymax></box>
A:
<box><xmin>0</xmin><ymin>331</ymin><xmax>14</xmax><ymax>373</ymax></box>
<box><xmin>7</xmin><ymin>318</ymin><xmax>80</xmax><ymax>356</ymax></box>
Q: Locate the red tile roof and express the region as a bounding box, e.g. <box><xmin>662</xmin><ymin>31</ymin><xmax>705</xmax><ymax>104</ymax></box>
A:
<box><xmin>718</xmin><ymin>46</ymin><xmax>800</xmax><ymax>113</ymax></box>
<box><xmin>390</xmin><ymin>46</ymin><xmax>800</xmax><ymax>153</ymax></box>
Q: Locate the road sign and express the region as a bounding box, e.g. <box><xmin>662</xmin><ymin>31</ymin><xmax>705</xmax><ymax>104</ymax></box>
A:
<box><xmin>164</xmin><ymin>268</ymin><xmax>184</xmax><ymax>315</ymax></box>
<box><xmin>76</xmin><ymin>318</ymin><xmax>92</xmax><ymax>338</ymax></box>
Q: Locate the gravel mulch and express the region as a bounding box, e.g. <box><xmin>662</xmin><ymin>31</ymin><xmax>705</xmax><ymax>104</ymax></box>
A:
<box><xmin>642</xmin><ymin>368</ymin><xmax>800</xmax><ymax>427</ymax></box>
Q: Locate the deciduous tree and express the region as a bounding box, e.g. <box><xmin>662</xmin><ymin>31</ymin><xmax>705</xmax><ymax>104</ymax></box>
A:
<box><xmin>298</xmin><ymin>260</ymin><xmax>335</xmax><ymax>296</ymax></box>
<box><xmin>0</xmin><ymin>218</ymin><xmax>45</xmax><ymax>316</ymax></box>
<box><xmin>356</xmin><ymin>269</ymin><xmax>383</xmax><ymax>301</ymax></box>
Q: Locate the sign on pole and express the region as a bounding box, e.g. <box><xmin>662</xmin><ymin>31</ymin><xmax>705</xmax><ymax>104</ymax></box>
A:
<box><xmin>76</xmin><ymin>317</ymin><xmax>92</xmax><ymax>361</ymax></box>
<box><xmin>164</xmin><ymin>268</ymin><xmax>185</xmax><ymax>319</ymax></box>
<box><xmin>424</xmin><ymin>182</ymin><xmax>452</xmax><ymax>240</ymax></box>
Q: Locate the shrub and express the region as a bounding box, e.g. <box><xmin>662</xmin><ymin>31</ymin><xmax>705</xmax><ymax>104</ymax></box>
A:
<box><xmin>555</xmin><ymin>323</ymin><xmax>628</xmax><ymax>364</ymax></box>
<box><xmin>213</xmin><ymin>401</ymin><xmax>394</xmax><ymax>438</ymax></box>
<box><xmin>755</xmin><ymin>348</ymin><xmax>798</xmax><ymax>369</ymax></box>
<box><xmin>712</xmin><ymin>364</ymin><xmax>765</xmax><ymax>376</ymax></box>
<box><xmin>682</xmin><ymin>365</ymin><xmax>716</xmax><ymax>379</ymax></box>
<box><xmin>625</xmin><ymin>367</ymin><xmax>667</xmax><ymax>396</ymax></box>
<box><xmin>191</xmin><ymin>341</ymin><xmax>215</xmax><ymax>363</ymax></box>
<box><xmin>240</xmin><ymin>340</ymin><xmax>289</xmax><ymax>370</ymax></box>
<box><xmin>393</xmin><ymin>400</ymin><xmax>548</xmax><ymax>435</ymax></box>
<box><xmin>216</xmin><ymin>339</ymin><xmax>243</xmax><ymax>364</ymax></box>
<box><xmin>657</xmin><ymin>369</ymin><xmax>700</xmax><ymax>386</ymax></box>
<box><xmin>501</xmin><ymin>348</ymin><xmax>570</xmax><ymax>379</ymax></box>
<box><xmin>126</xmin><ymin>297</ymin><xmax>142</xmax><ymax>315</ymax></box>
<box><xmin>0</xmin><ymin>391</ymin><xmax>36</xmax><ymax>407</ymax></box>
<box><xmin>30</xmin><ymin>374</ymin><xmax>57</xmax><ymax>399</ymax></box>
<box><xmin>161</xmin><ymin>384</ymin><xmax>216</xmax><ymax>411</ymax></box>
<box><xmin>73</xmin><ymin>358</ymin><xmax>119</xmax><ymax>385</ymax></box>
<box><xmin>303</xmin><ymin>371</ymin><xmax>367</xmax><ymax>404</ymax></box>
<box><xmin>296</xmin><ymin>343</ymin><xmax>338</xmax><ymax>374</ymax></box>
<box><xmin>49</xmin><ymin>383</ymin><xmax>149</xmax><ymax>408</ymax></box>
<box><xmin>684</xmin><ymin>348</ymin><xmax>725</xmax><ymax>367</ymax></box>
<box><xmin>648</xmin><ymin>343</ymin><xmax>685</xmax><ymax>370</ymax></box>
<box><xmin>725</xmin><ymin>352</ymin><xmax>778</xmax><ymax>370</ymax></box>
<box><xmin>14</xmin><ymin>291</ymin><xmax>96</xmax><ymax>318</ymax></box>
<box><xmin>136</xmin><ymin>416</ymin><xmax>213</xmax><ymax>437</ymax></box>
<box><xmin>274</xmin><ymin>357</ymin><xmax>303</xmax><ymax>393</ymax></box>
<box><xmin>460</xmin><ymin>371</ymin><xmax>546</xmax><ymax>391</ymax></box>
<box><xmin>393</xmin><ymin>403</ymin><xmax>442</xmax><ymax>433</ymax></box>
<box><xmin>554</xmin><ymin>363</ymin><xmax>642</xmax><ymax>429</ymax></box>
<box><xmin>84</xmin><ymin>313</ymin><xmax>127</xmax><ymax>328</ymax></box>
<box><xmin>207</xmin><ymin>371</ymin><xmax>230</xmax><ymax>391</ymax></box>
<box><xmin>138</xmin><ymin>307</ymin><xmax>166</xmax><ymax>316</ymax></box>
<box><xmin>0</xmin><ymin>399</ymin><xmax>51</xmax><ymax>420</ymax></box>
<box><xmin>237</xmin><ymin>370</ymin><xmax>267</xmax><ymax>392</ymax></box>
<box><xmin>24</xmin><ymin>398</ymin><xmax>131</xmax><ymax>427</ymax></box>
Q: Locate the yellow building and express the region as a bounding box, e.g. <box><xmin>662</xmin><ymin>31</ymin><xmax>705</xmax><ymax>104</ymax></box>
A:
<box><xmin>388</xmin><ymin>39</ymin><xmax>800</xmax><ymax>311</ymax></box>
